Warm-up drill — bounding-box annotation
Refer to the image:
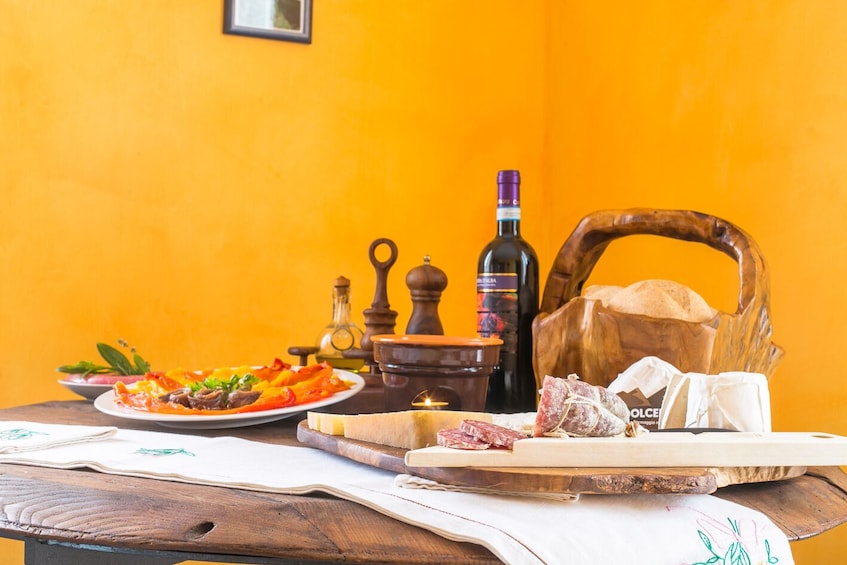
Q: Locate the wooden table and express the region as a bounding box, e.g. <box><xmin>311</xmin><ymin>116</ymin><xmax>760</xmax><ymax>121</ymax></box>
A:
<box><xmin>1</xmin><ymin>400</ymin><xmax>846</xmax><ymax>565</ymax></box>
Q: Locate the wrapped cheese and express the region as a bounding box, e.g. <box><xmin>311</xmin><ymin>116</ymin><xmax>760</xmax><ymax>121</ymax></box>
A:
<box><xmin>659</xmin><ymin>371</ymin><xmax>772</xmax><ymax>432</ymax></box>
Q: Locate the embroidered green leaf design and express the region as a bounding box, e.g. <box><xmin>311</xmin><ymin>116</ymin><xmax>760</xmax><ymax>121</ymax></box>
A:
<box><xmin>693</xmin><ymin>530</ymin><xmax>720</xmax><ymax>565</ymax></box>
<box><xmin>135</xmin><ymin>448</ymin><xmax>195</xmax><ymax>457</ymax></box>
<box><xmin>694</xmin><ymin>517</ymin><xmax>779</xmax><ymax>565</ymax></box>
<box><xmin>0</xmin><ymin>428</ymin><xmax>47</xmax><ymax>441</ymax></box>
<box><xmin>725</xmin><ymin>540</ymin><xmax>752</xmax><ymax>565</ymax></box>
<box><xmin>698</xmin><ymin>530</ymin><xmax>714</xmax><ymax>552</ymax></box>
<box><xmin>728</xmin><ymin>517</ymin><xmax>741</xmax><ymax>535</ymax></box>
<box><xmin>766</xmin><ymin>539</ymin><xmax>779</xmax><ymax>564</ymax></box>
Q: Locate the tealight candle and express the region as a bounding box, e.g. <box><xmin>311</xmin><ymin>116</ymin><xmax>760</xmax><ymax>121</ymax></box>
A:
<box><xmin>410</xmin><ymin>397</ymin><xmax>449</xmax><ymax>410</ymax></box>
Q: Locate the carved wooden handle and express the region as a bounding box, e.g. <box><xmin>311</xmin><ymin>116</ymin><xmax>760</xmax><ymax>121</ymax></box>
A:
<box><xmin>540</xmin><ymin>209</ymin><xmax>770</xmax><ymax>317</ymax></box>
<box><xmin>368</xmin><ymin>238</ymin><xmax>398</xmax><ymax>310</ymax></box>
<box><xmin>358</xmin><ymin>238</ymin><xmax>400</xmax><ymax>353</ymax></box>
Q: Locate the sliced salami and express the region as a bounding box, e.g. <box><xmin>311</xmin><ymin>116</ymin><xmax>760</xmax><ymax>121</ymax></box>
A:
<box><xmin>459</xmin><ymin>419</ymin><xmax>528</xmax><ymax>449</ymax></box>
<box><xmin>436</xmin><ymin>428</ymin><xmax>491</xmax><ymax>450</ymax></box>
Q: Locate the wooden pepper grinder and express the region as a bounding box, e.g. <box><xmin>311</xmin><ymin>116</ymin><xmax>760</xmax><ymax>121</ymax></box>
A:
<box><xmin>405</xmin><ymin>255</ymin><xmax>448</xmax><ymax>335</ymax></box>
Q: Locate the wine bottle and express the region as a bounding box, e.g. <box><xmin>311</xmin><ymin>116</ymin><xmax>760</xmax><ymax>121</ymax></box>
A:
<box><xmin>476</xmin><ymin>170</ymin><xmax>540</xmax><ymax>413</ymax></box>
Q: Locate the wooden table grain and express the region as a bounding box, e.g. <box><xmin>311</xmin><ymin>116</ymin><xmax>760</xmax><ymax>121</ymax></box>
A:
<box><xmin>0</xmin><ymin>400</ymin><xmax>846</xmax><ymax>564</ymax></box>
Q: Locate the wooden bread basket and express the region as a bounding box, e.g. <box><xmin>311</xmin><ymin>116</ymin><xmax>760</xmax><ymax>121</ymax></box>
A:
<box><xmin>532</xmin><ymin>208</ymin><xmax>784</xmax><ymax>389</ymax></box>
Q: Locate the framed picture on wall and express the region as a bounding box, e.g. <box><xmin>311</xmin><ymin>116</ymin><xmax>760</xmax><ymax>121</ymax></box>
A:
<box><xmin>223</xmin><ymin>0</ymin><xmax>312</xmax><ymax>44</ymax></box>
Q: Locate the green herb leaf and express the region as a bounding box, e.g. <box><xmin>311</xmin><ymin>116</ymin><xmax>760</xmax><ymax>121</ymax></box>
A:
<box><xmin>58</xmin><ymin>339</ymin><xmax>152</xmax><ymax>377</ymax></box>
<box><xmin>188</xmin><ymin>373</ymin><xmax>258</xmax><ymax>394</ymax></box>
<box><xmin>56</xmin><ymin>361</ymin><xmax>113</xmax><ymax>377</ymax></box>
<box><xmin>133</xmin><ymin>353</ymin><xmax>151</xmax><ymax>374</ymax></box>
<box><xmin>96</xmin><ymin>342</ymin><xmax>135</xmax><ymax>375</ymax></box>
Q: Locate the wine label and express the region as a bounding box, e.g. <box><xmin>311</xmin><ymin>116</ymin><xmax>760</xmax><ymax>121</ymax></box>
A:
<box><xmin>476</xmin><ymin>273</ymin><xmax>518</xmax><ymax>353</ymax></box>
<box><xmin>477</xmin><ymin>273</ymin><xmax>518</xmax><ymax>293</ymax></box>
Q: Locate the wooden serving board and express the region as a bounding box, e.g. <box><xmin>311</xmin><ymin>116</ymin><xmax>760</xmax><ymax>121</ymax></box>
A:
<box><xmin>405</xmin><ymin>432</ymin><xmax>847</xmax><ymax>468</ymax></box>
<box><xmin>296</xmin><ymin>421</ymin><xmax>805</xmax><ymax>495</ymax></box>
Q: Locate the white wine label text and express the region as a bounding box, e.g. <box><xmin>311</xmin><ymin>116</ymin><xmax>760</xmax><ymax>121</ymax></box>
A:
<box><xmin>477</xmin><ymin>273</ymin><xmax>518</xmax><ymax>292</ymax></box>
<box><xmin>496</xmin><ymin>207</ymin><xmax>520</xmax><ymax>221</ymax></box>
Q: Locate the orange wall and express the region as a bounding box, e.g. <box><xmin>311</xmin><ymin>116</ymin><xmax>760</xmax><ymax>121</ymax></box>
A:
<box><xmin>0</xmin><ymin>1</ymin><xmax>547</xmax><ymax>379</ymax></box>
<box><xmin>549</xmin><ymin>2</ymin><xmax>847</xmax><ymax>561</ymax></box>
<box><xmin>1</xmin><ymin>1</ymin><xmax>845</xmax><ymax>562</ymax></box>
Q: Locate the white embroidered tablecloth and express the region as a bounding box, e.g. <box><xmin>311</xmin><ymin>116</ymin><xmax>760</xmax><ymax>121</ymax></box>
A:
<box><xmin>0</xmin><ymin>421</ymin><xmax>794</xmax><ymax>565</ymax></box>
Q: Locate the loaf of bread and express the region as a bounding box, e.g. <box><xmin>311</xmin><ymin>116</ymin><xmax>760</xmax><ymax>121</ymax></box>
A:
<box><xmin>584</xmin><ymin>279</ymin><xmax>715</xmax><ymax>323</ymax></box>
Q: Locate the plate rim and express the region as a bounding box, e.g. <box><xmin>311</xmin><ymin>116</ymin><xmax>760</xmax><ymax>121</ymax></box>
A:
<box><xmin>57</xmin><ymin>378</ymin><xmax>114</xmax><ymax>401</ymax></box>
<box><xmin>92</xmin><ymin>369</ymin><xmax>364</xmax><ymax>426</ymax></box>
<box><xmin>57</xmin><ymin>378</ymin><xmax>113</xmax><ymax>389</ymax></box>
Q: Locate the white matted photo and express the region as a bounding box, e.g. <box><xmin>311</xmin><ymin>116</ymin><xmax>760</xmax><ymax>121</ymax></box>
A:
<box><xmin>223</xmin><ymin>0</ymin><xmax>312</xmax><ymax>44</ymax></box>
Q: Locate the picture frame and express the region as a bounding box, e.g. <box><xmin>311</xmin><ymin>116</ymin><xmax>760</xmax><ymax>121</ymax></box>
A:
<box><xmin>223</xmin><ymin>0</ymin><xmax>312</xmax><ymax>44</ymax></box>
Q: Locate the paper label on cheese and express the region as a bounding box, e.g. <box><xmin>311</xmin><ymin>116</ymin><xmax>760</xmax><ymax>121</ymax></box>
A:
<box><xmin>608</xmin><ymin>356</ymin><xmax>681</xmax><ymax>430</ymax></box>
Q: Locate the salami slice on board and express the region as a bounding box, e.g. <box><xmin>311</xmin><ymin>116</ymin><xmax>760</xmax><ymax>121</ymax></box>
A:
<box><xmin>436</xmin><ymin>428</ymin><xmax>491</xmax><ymax>450</ymax></box>
<box><xmin>460</xmin><ymin>419</ymin><xmax>528</xmax><ymax>449</ymax></box>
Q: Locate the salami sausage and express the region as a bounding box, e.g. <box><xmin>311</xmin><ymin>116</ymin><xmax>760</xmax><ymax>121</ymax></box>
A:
<box><xmin>533</xmin><ymin>374</ymin><xmax>630</xmax><ymax>437</ymax></box>
<box><xmin>459</xmin><ymin>419</ymin><xmax>527</xmax><ymax>449</ymax></box>
<box><xmin>436</xmin><ymin>428</ymin><xmax>491</xmax><ymax>450</ymax></box>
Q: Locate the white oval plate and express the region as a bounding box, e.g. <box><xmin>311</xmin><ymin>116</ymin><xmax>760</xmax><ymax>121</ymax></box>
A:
<box><xmin>58</xmin><ymin>376</ymin><xmax>148</xmax><ymax>401</ymax></box>
<box><xmin>93</xmin><ymin>370</ymin><xmax>364</xmax><ymax>429</ymax></box>
<box><xmin>58</xmin><ymin>379</ymin><xmax>117</xmax><ymax>401</ymax></box>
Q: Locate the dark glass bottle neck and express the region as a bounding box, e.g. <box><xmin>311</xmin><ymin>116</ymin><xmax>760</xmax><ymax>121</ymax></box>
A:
<box><xmin>497</xmin><ymin>177</ymin><xmax>521</xmax><ymax>237</ymax></box>
<box><xmin>498</xmin><ymin>218</ymin><xmax>520</xmax><ymax>237</ymax></box>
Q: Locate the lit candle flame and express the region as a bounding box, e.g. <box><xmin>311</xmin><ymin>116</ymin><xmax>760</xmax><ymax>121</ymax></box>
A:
<box><xmin>411</xmin><ymin>396</ymin><xmax>449</xmax><ymax>409</ymax></box>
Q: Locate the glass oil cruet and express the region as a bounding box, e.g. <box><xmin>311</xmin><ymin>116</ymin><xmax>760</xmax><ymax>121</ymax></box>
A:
<box><xmin>315</xmin><ymin>276</ymin><xmax>365</xmax><ymax>372</ymax></box>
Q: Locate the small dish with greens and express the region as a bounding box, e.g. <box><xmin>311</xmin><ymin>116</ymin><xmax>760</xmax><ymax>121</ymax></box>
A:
<box><xmin>58</xmin><ymin>340</ymin><xmax>152</xmax><ymax>400</ymax></box>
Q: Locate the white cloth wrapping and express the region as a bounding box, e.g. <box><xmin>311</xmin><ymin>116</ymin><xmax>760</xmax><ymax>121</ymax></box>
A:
<box><xmin>0</xmin><ymin>421</ymin><xmax>794</xmax><ymax>565</ymax></box>
<box><xmin>685</xmin><ymin>372</ymin><xmax>772</xmax><ymax>432</ymax></box>
<box><xmin>609</xmin><ymin>356</ymin><xmax>773</xmax><ymax>432</ymax></box>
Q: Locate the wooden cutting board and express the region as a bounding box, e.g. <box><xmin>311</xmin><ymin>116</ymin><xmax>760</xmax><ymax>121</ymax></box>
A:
<box><xmin>296</xmin><ymin>421</ymin><xmax>806</xmax><ymax>495</ymax></box>
<box><xmin>405</xmin><ymin>431</ymin><xmax>847</xmax><ymax>468</ymax></box>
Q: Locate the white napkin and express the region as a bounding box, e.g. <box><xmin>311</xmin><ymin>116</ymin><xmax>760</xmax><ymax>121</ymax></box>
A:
<box><xmin>0</xmin><ymin>422</ymin><xmax>794</xmax><ymax>565</ymax></box>
<box><xmin>0</xmin><ymin>420</ymin><xmax>116</xmax><ymax>453</ymax></box>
